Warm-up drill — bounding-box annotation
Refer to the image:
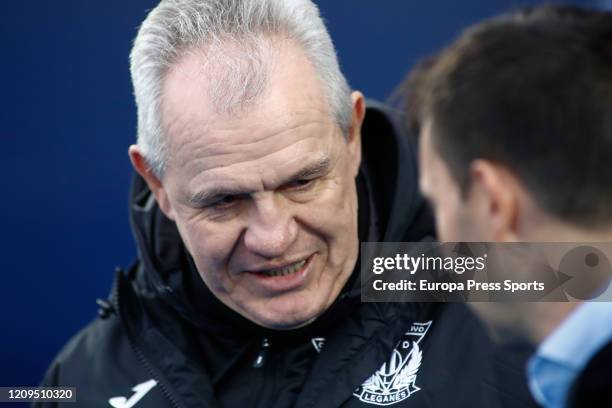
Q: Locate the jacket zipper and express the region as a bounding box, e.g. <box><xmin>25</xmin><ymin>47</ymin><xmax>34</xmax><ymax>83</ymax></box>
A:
<box><xmin>253</xmin><ymin>337</ymin><xmax>271</xmax><ymax>368</ymax></box>
<box><xmin>113</xmin><ymin>267</ymin><xmax>182</xmax><ymax>408</ymax></box>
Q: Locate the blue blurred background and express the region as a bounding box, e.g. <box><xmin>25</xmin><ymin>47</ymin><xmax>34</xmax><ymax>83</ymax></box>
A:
<box><xmin>1</xmin><ymin>0</ymin><xmax>609</xmax><ymax>388</ymax></box>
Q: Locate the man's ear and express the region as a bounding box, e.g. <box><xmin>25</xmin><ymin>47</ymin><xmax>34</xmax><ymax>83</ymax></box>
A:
<box><xmin>348</xmin><ymin>91</ymin><xmax>365</xmax><ymax>177</ymax></box>
<box><xmin>128</xmin><ymin>145</ymin><xmax>176</xmax><ymax>220</ymax></box>
<box><xmin>469</xmin><ymin>160</ymin><xmax>520</xmax><ymax>242</ymax></box>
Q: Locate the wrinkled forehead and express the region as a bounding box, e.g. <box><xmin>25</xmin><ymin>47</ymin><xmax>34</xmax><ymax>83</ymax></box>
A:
<box><xmin>178</xmin><ymin>113</ymin><xmax>340</xmax><ymax>175</ymax></box>
<box><xmin>162</xmin><ymin>107</ymin><xmax>344</xmax><ymax>199</ymax></box>
<box><xmin>159</xmin><ymin>40</ymin><xmax>341</xmax><ymax>180</ymax></box>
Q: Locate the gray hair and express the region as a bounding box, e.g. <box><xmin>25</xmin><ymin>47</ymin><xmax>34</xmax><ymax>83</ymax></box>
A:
<box><xmin>130</xmin><ymin>0</ymin><xmax>353</xmax><ymax>177</ymax></box>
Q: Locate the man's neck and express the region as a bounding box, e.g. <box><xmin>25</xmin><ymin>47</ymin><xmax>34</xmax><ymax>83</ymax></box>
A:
<box><xmin>524</xmin><ymin>302</ymin><xmax>582</xmax><ymax>343</ymax></box>
<box><xmin>522</xmin><ymin>216</ymin><xmax>612</xmax><ymax>242</ymax></box>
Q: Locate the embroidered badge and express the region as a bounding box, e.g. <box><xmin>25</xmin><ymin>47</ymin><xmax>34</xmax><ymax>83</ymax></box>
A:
<box><xmin>353</xmin><ymin>321</ymin><xmax>432</xmax><ymax>406</ymax></box>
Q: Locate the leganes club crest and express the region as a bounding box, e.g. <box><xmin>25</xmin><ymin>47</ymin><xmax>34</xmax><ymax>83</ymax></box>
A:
<box><xmin>353</xmin><ymin>321</ymin><xmax>432</xmax><ymax>406</ymax></box>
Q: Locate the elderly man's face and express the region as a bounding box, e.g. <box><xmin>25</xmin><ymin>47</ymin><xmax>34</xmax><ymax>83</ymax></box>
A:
<box><xmin>139</xmin><ymin>42</ymin><xmax>364</xmax><ymax>329</ymax></box>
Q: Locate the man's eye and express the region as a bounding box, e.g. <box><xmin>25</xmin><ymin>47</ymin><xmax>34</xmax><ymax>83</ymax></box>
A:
<box><xmin>208</xmin><ymin>195</ymin><xmax>238</xmax><ymax>209</ymax></box>
<box><xmin>284</xmin><ymin>179</ymin><xmax>313</xmax><ymax>190</ymax></box>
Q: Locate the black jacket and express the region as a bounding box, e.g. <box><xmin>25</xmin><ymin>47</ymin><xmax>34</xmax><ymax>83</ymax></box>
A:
<box><xmin>38</xmin><ymin>104</ymin><xmax>537</xmax><ymax>408</ymax></box>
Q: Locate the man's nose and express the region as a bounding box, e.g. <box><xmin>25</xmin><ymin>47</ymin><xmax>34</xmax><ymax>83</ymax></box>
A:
<box><xmin>243</xmin><ymin>194</ymin><xmax>298</xmax><ymax>258</ymax></box>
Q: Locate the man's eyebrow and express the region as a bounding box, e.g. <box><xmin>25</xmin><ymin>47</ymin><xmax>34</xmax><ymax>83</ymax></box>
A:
<box><xmin>286</xmin><ymin>156</ymin><xmax>331</xmax><ymax>182</ymax></box>
<box><xmin>187</xmin><ymin>187</ymin><xmax>247</xmax><ymax>207</ymax></box>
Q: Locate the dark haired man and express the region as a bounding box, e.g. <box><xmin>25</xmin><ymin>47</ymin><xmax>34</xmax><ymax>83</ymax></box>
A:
<box><xmin>406</xmin><ymin>5</ymin><xmax>612</xmax><ymax>408</ymax></box>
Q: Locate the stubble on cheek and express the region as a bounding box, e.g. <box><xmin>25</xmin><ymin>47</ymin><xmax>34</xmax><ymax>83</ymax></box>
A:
<box><xmin>318</xmin><ymin>179</ymin><xmax>359</xmax><ymax>292</ymax></box>
<box><xmin>175</xmin><ymin>215</ymin><xmax>243</xmax><ymax>296</ymax></box>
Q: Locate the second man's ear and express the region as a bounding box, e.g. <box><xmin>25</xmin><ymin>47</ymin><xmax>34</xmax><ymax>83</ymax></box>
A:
<box><xmin>469</xmin><ymin>159</ymin><xmax>520</xmax><ymax>242</ymax></box>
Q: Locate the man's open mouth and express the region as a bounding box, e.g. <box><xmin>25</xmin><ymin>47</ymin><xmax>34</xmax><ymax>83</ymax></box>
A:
<box><xmin>255</xmin><ymin>259</ymin><xmax>307</xmax><ymax>277</ymax></box>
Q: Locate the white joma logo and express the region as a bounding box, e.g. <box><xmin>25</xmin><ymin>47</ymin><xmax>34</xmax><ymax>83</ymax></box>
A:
<box><xmin>108</xmin><ymin>379</ymin><xmax>158</xmax><ymax>408</ymax></box>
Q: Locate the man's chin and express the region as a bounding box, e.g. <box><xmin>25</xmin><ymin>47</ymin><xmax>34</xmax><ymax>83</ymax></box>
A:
<box><xmin>245</xmin><ymin>305</ymin><xmax>323</xmax><ymax>330</ymax></box>
<box><xmin>263</xmin><ymin>315</ymin><xmax>319</xmax><ymax>331</ymax></box>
